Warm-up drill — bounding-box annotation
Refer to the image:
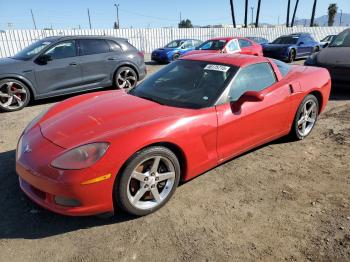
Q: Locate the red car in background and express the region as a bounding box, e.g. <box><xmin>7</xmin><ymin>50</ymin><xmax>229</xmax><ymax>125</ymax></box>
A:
<box><xmin>184</xmin><ymin>37</ymin><xmax>263</xmax><ymax>57</ymax></box>
<box><xmin>16</xmin><ymin>54</ymin><xmax>330</xmax><ymax>217</ymax></box>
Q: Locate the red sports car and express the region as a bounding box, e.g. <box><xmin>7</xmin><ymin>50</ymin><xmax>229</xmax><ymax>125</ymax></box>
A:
<box><xmin>16</xmin><ymin>54</ymin><xmax>331</xmax><ymax>216</ymax></box>
<box><xmin>184</xmin><ymin>37</ymin><xmax>263</xmax><ymax>56</ymax></box>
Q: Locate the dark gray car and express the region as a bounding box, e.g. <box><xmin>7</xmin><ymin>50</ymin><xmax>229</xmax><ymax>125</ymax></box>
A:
<box><xmin>305</xmin><ymin>29</ymin><xmax>350</xmax><ymax>88</ymax></box>
<box><xmin>0</xmin><ymin>35</ymin><xmax>146</xmax><ymax>111</ymax></box>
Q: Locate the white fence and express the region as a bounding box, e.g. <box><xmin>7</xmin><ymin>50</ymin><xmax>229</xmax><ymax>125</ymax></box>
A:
<box><xmin>0</xmin><ymin>27</ymin><xmax>348</xmax><ymax>57</ymax></box>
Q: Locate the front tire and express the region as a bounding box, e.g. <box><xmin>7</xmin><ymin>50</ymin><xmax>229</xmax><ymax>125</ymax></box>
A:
<box><xmin>115</xmin><ymin>146</ymin><xmax>181</xmax><ymax>216</ymax></box>
<box><xmin>0</xmin><ymin>79</ymin><xmax>30</xmax><ymax>112</ymax></box>
<box><xmin>114</xmin><ymin>66</ymin><xmax>138</xmax><ymax>89</ymax></box>
<box><xmin>287</xmin><ymin>49</ymin><xmax>296</xmax><ymax>63</ymax></box>
<box><xmin>290</xmin><ymin>94</ymin><xmax>319</xmax><ymax>140</ymax></box>
<box><xmin>172</xmin><ymin>53</ymin><xmax>180</xmax><ymax>61</ymax></box>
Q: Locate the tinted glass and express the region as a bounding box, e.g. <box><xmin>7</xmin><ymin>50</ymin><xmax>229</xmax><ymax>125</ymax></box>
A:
<box><xmin>129</xmin><ymin>60</ymin><xmax>237</xmax><ymax>109</ymax></box>
<box><xmin>272</xmin><ymin>36</ymin><xmax>298</xmax><ymax>44</ymax></box>
<box><xmin>12</xmin><ymin>39</ymin><xmax>52</xmax><ymax>60</ymax></box>
<box><xmin>107</xmin><ymin>40</ymin><xmax>122</xmax><ymax>52</ymax></box>
<box><xmin>271</xmin><ymin>59</ymin><xmax>291</xmax><ymax>77</ymax></box>
<box><xmin>165</xmin><ymin>40</ymin><xmax>184</xmax><ymax>48</ymax></box>
<box><xmin>194</xmin><ymin>40</ymin><xmax>202</xmax><ymax>46</ymax></box>
<box><xmin>329</xmin><ymin>30</ymin><xmax>350</xmax><ymax>47</ymax></box>
<box><xmin>79</xmin><ymin>39</ymin><xmax>110</xmax><ymax>55</ymax></box>
<box><xmin>238</xmin><ymin>39</ymin><xmax>252</xmax><ymax>48</ymax></box>
<box><xmin>229</xmin><ymin>63</ymin><xmax>276</xmax><ymax>101</ymax></box>
<box><xmin>197</xmin><ymin>40</ymin><xmax>227</xmax><ymax>50</ymax></box>
<box><xmin>44</xmin><ymin>40</ymin><xmax>76</xmax><ymax>59</ymax></box>
<box><xmin>182</xmin><ymin>40</ymin><xmax>193</xmax><ymax>49</ymax></box>
<box><xmin>227</xmin><ymin>39</ymin><xmax>240</xmax><ymax>52</ymax></box>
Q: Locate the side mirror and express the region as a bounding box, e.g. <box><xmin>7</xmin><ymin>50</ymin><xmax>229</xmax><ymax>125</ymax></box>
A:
<box><xmin>323</xmin><ymin>42</ymin><xmax>329</xmax><ymax>48</ymax></box>
<box><xmin>298</xmin><ymin>42</ymin><xmax>304</xmax><ymax>46</ymax></box>
<box><xmin>36</xmin><ymin>54</ymin><xmax>52</xmax><ymax>65</ymax></box>
<box><xmin>230</xmin><ymin>91</ymin><xmax>264</xmax><ymax>113</ymax></box>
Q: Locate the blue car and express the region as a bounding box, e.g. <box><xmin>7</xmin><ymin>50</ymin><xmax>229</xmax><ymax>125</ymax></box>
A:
<box><xmin>151</xmin><ymin>39</ymin><xmax>202</xmax><ymax>63</ymax></box>
<box><xmin>263</xmin><ymin>33</ymin><xmax>321</xmax><ymax>63</ymax></box>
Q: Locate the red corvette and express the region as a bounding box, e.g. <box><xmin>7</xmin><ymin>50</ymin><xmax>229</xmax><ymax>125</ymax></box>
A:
<box><xmin>184</xmin><ymin>37</ymin><xmax>263</xmax><ymax>57</ymax></box>
<box><xmin>16</xmin><ymin>54</ymin><xmax>331</xmax><ymax>216</ymax></box>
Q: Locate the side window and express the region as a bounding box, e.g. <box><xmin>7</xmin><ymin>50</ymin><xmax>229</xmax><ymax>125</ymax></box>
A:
<box><xmin>229</xmin><ymin>63</ymin><xmax>276</xmax><ymax>101</ymax></box>
<box><xmin>238</xmin><ymin>39</ymin><xmax>252</xmax><ymax>48</ymax></box>
<box><xmin>79</xmin><ymin>39</ymin><xmax>110</xmax><ymax>55</ymax></box>
<box><xmin>227</xmin><ymin>39</ymin><xmax>240</xmax><ymax>52</ymax></box>
<box><xmin>44</xmin><ymin>40</ymin><xmax>76</xmax><ymax>59</ymax></box>
<box><xmin>194</xmin><ymin>40</ymin><xmax>202</xmax><ymax>47</ymax></box>
<box><xmin>182</xmin><ymin>41</ymin><xmax>193</xmax><ymax>49</ymax></box>
<box><xmin>107</xmin><ymin>40</ymin><xmax>122</xmax><ymax>52</ymax></box>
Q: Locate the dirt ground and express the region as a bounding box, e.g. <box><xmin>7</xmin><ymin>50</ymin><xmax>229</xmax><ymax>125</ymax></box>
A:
<box><xmin>0</xmin><ymin>57</ymin><xmax>349</xmax><ymax>262</ymax></box>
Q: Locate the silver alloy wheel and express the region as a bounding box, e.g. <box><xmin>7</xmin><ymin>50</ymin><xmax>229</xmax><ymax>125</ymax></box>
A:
<box><xmin>127</xmin><ymin>156</ymin><xmax>176</xmax><ymax>210</ymax></box>
<box><xmin>116</xmin><ymin>69</ymin><xmax>137</xmax><ymax>89</ymax></box>
<box><xmin>0</xmin><ymin>81</ymin><xmax>28</xmax><ymax>110</ymax></box>
<box><xmin>297</xmin><ymin>99</ymin><xmax>317</xmax><ymax>137</ymax></box>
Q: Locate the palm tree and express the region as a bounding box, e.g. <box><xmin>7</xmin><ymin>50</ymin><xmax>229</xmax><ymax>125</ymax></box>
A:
<box><xmin>286</xmin><ymin>0</ymin><xmax>291</xmax><ymax>27</ymax></box>
<box><xmin>328</xmin><ymin>3</ymin><xmax>338</xmax><ymax>26</ymax></box>
<box><xmin>244</xmin><ymin>0</ymin><xmax>248</xmax><ymax>28</ymax></box>
<box><xmin>229</xmin><ymin>0</ymin><xmax>236</xmax><ymax>28</ymax></box>
<box><xmin>291</xmin><ymin>0</ymin><xmax>299</xmax><ymax>27</ymax></box>
<box><xmin>255</xmin><ymin>0</ymin><xmax>262</xmax><ymax>27</ymax></box>
<box><xmin>310</xmin><ymin>0</ymin><xmax>317</xmax><ymax>26</ymax></box>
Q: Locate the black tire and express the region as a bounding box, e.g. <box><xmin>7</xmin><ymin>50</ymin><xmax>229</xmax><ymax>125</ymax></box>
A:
<box><xmin>172</xmin><ymin>53</ymin><xmax>180</xmax><ymax>61</ymax></box>
<box><xmin>114</xmin><ymin>66</ymin><xmax>138</xmax><ymax>89</ymax></box>
<box><xmin>115</xmin><ymin>146</ymin><xmax>181</xmax><ymax>216</ymax></box>
<box><xmin>290</xmin><ymin>94</ymin><xmax>319</xmax><ymax>140</ymax></box>
<box><xmin>288</xmin><ymin>49</ymin><xmax>296</xmax><ymax>63</ymax></box>
<box><xmin>0</xmin><ymin>78</ymin><xmax>31</xmax><ymax>112</ymax></box>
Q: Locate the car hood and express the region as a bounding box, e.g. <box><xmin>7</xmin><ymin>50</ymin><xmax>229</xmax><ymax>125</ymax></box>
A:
<box><xmin>0</xmin><ymin>57</ymin><xmax>31</xmax><ymax>73</ymax></box>
<box><xmin>316</xmin><ymin>47</ymin><xmax>350</xmax><ymax>66</ymax></box>
<box><xmin>40</xmin><ymin>91</ymin><xmax>191</xmax><ymax>149</ymax></box>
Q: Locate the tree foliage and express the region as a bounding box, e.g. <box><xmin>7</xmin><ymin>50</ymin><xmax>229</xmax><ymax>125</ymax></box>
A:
<box><xmin>178</xmin><ymin>19</ymin><xmax>193</xmax><ymax>28</ymax></box>
<box><xmin>328</xmin><ymin>3</ymin><xmax>338</xmax><ymax>26</ymax></box>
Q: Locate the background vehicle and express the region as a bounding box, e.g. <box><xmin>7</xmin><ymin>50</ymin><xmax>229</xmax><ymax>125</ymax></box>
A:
<box><xmin>305</xmin><ymin>29</ymin><xmax>350</xmax><ymax>88</ymax></box>
<box><xmin>0</xmin><ymin>36</ymin><xmax>146</xmax><ymax>112</ymax></box>
<box><xmin>185</xmin><ymin>37</ymin><xmax>263</xmax><ymax>56</ymax></box>
<box><xmin>151</xmin><ymin>39</ymin><xmax>202</xmax><ymax>63</ymax></box>
<box><xmin>16</xmin><ymin>54</ymin><xmax>331</xmax><ymax>217</ymax></box>
<box><xmin>263</xmin><ymin>33</ymin><xmax>320</xmax><ymax>63</ymax></box>
<box><xmin>319</xmin><ymin>34</ymin><xmax>337</xmax><ymax>48</ymax></box>
<box><xmin>246</xmin><ymin>36</ymin><xmax>269</xmax><ymax>46</ymax></box>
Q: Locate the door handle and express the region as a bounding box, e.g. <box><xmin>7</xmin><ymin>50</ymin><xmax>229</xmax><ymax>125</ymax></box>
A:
<box><xmin>107</xmin><ymin>58</ymin><xmax>117</xmax><ymax>61</ymax></box>
<box><xmin>69</xmin><ymin>62</ymin><xmax>78</xmax><ymax>66</ymax></box>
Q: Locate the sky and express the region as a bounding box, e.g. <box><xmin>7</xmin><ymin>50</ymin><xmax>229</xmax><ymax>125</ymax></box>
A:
<box><xmin>0</xmin><ymin>0</ymin><xmax>349</xmax><ymax>30</ymax></box>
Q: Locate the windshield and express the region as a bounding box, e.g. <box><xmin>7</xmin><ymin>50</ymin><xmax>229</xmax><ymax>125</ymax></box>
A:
<box><xmin>197</xmin><ymin>40</ymin><xmax>227</xmax><ymax>50</ymax></box>
<box><xmin>272</xmin><ymin>36</ymin><xmax>298</xmax><ymax>45</ymax></box>
<box><xmin>129</xmin><ymin>60</ymin><xmax>237</xmax><ymax>109</ymax></box>
<box><xmin>165</xmin><ymin>40</ymin><xmax>184</xmax><ymax>48</ymax></box>
<box><xmin>329</xmin><ymin>30</ymin><xmax>350</xmax><ymax>47</ymax></box>
<box><xmin>12</xmin><ymin>39</ymin><xmax>52</xmax><ymax>60</ymax></box>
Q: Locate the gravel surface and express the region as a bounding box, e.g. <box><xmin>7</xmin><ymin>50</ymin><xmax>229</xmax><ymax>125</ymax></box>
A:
<box><xmin>0</xmin><ymin>57</ymin><xmax>349</xmax><ymax>261</ymax></box>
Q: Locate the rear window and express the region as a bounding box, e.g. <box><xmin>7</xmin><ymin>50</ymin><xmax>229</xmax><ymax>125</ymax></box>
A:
<box><xmin>79</xmin><ymin>39</ymin><xmax>110</xmax><ymax>55</ymax></box>
<box><xmin>272</xmin><ymin>59</ymin><xmax>291</xmax><ymax>77</ymax></box>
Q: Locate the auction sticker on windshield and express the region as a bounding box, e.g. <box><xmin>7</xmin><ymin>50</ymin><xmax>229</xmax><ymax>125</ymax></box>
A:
<box><xmin>204</xmin><ymin>64</ymin><xmax>230</xmax><ymax>72</ymax></box>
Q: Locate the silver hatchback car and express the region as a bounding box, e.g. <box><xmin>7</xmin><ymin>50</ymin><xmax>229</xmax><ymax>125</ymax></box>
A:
<box><xmin>0</xmin><ymin>35</ymin><xmax>147</xmax><ymax>111</ymax></box>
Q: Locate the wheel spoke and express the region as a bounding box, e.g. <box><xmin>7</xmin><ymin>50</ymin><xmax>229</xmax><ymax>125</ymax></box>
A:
<box><xmin>151</xmin><ymin>187</ymin><xmax>161</xmax><ymax>203</ymax></box>
<box><xmin>2</xmin><ymin>96</ymin><xmax>13</xmax><ymax>107</ymax></box>
<box><xmin>0</xmin><ymin>91</ymin><xmax>10</xmax><ymax>98</ymax></box>
<box><xmin>132</xmin><ymin>187</ymin><xmax>148</xmax><ymax>204</ymax></box>
<box><xmin>297</xmin><ymin>117</ymin><xmax>305</xmax><ymax>126</ymax></box>
<box><xmin>307</xmin><ymin>118</ymin><xmax>315</xmax><ymax>124</ymax></box>
<box><xmin>126</xmin><ymin>76</ymin><xmax>136</xmax><ymax>82</ymax></box>
<box><xmin>131</xmin><ymin>171</ymin><xmax>147</xmax><ymax>182</ymax></box>
<box><xmin>307</xmin><ymin>103</ymin><xmax>316</xmax><ymax>115</ymax></box>
<box><xmin>13</xmin><ymin>95</ymin><xmax>23</xmax><ymax>106</ymax></box>
<box><xmin>158</xmin><ymin>171</ymin><xmax>175</xmax><ymax>182</ymax></box>
<box><xmin>6</xmin><ymin>82</ymin><xmax>14</xmax><ymax>93</ymax></box>
<box><xmin>151</xmin><ymin>156</ymin><xmax>161</xmax><ymax>174</ymax></box>
<box><xmin>301</xmin><ymin>122</ymin><xmax>306</xmax><ymax>135</ymax></box>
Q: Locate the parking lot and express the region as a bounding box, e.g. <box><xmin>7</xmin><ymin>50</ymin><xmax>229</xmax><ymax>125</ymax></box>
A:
<box><xmin>0</xmin><ymin>56</ymin><xmax>349</xmax><ymax>261</ymax></box>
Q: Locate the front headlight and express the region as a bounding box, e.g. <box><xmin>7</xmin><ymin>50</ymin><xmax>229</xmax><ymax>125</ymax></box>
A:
<box><xmin>51</xmin><ymin>142</ymin><xmax>110</xmax><ymax>170</ymax></box>
<box><xmin>305</xmin><ymin>54</ymin><xmax>317</xmax><ymax>65</ymax></box>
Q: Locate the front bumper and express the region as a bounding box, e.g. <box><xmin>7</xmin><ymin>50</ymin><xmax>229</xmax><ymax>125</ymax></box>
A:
<box><xmin>263</xmin><ymin>50</ymin><xmax>288</xmax><ymax>60</ymax></box>
<box><xmin>16</xmin><ymin>127</ymin><xmax>114</xmax><ymax>216</ymax></box>
<box><xmin>151</xmin><ymin>52</ymin><xmax>170</xmax><ymax>63</ymax></box>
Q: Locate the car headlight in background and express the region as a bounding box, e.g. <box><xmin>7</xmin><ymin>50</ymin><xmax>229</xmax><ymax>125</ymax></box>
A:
<box><xmin>51</xmin><ymin>142</ymin><xmax>110</xmax><ymax>170</ymax></box>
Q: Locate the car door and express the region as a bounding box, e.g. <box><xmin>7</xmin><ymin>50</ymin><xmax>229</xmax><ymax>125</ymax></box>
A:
<box><xmin>216</xmin><ymin>62</ymin><xmax>292</xmax><ymax>162</ymax></box>
<box><xmin>296</xmin><ymin>36</ymin><xmax>309</xmax><ymax>57</ymax></box>
<box><xmin>34</xmin><ymin>40</ymin><xmax>82</xmax><ymax>96</ymax></box>
<box><xmin>78</xmin><ymin>39</ymin><xmax>120</xmax><ymax>87</ymax></box>
<box><xmin>238</xmin><ymin>39</ymin><xmax>254</xmax><ymax>55</ymax></box>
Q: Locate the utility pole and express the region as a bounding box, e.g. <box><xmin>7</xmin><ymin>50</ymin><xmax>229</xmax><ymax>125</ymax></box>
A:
<box><xmin>250</xmin><ymin>6</ymin><xmax>254</xmax><ymax>26</ymax></box>
<box><xmin>255</xmin><ymin>0</ymin><xmax>261</xmax><ymax>28</ymax></box>
<box><xmin>340</xmin><ymin>9</ymin><xmax>343</xmax><ymax>26</ymax></box>
<box><xmin>286</xmin><ymin>0</ymin><xmax>291</xmax><ymax>27</ymax></box>
<box><xmin>87</xmin><ymin>8</ymin><xmax>92</xmax><ymax>29</ymax></box>
<box><xmin>310</xmin><ymin>0</ymin><xmax>317</xmax><ymax>27</ymax></box>
<box><xmin>291</xmin><ymin>0</ymin><xmax>299</xmax><ymax>27</ymax></box>
<box><xmin>30</xmin><ymin>9</ymin><xmax>37</xmax><ymax>29</ymax></box>
<box><xmin>229</xmin><ymin>0</ymin><xmax>236</xmax><ymax>28</ymax></box>
<box><xmin>244</xmin><ymin>0</ymin><xmax>248</xmax><ymax>28</ymax></box>
<box><xmin>114</xmin><ymin>3</ymin><xmax>120</xmax><ymax>29</ymax></box>
<box><xmin>179</xmin><ymin>12</ymin><xmax>182</xmax><ymax>23</ymax></box>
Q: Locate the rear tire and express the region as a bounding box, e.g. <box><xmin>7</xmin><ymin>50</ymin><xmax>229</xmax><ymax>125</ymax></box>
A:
<box><xmin>172</xmin><ymin>53</ymin><xmax>180</xmax><ymax>61</ymax></box>
<box><xmin>0</xmin><ymin>78</ymin><xmax>31</xmax><ymax>112</ymax></box>
<box><xmin>115</xmin><ymin>146</ymin><xmax>181</xmax><ymax>216</ymax></box>
<box><xmin>114</xmin><ymin>66</ymin><xmax>138</xmax><ymax>89</ymax></box>
<box><xmin>290</xmin><ymin>94</ymin><xmax>319</xmax><ymax>140</ymax></box>
<box><xmin>287</xmin><ymin>49</ymin><xmax>296</xmax><ymax>63</ymax></box>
